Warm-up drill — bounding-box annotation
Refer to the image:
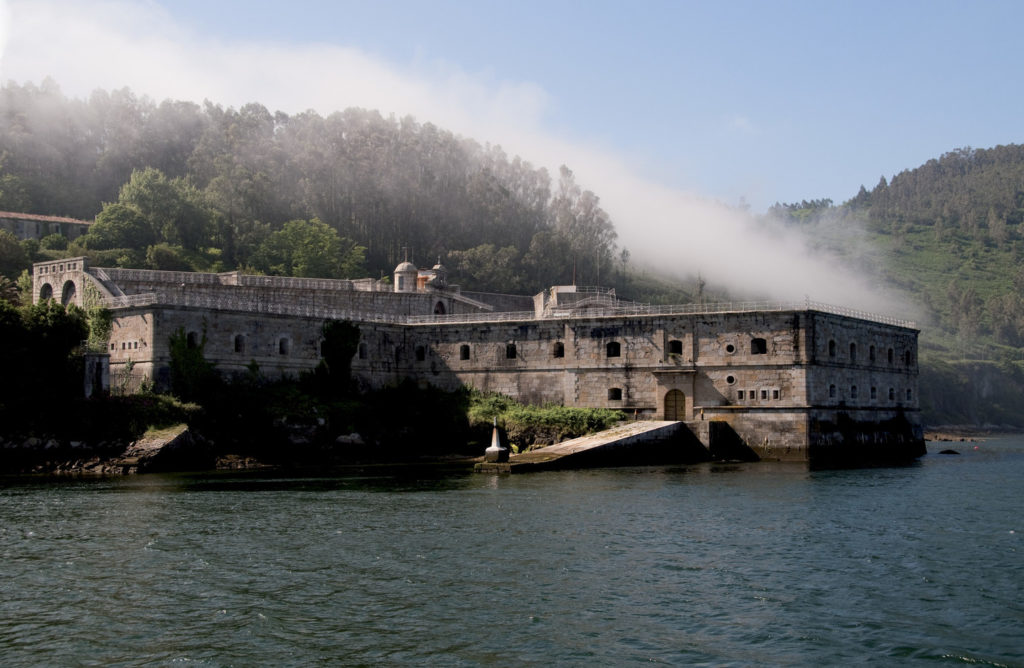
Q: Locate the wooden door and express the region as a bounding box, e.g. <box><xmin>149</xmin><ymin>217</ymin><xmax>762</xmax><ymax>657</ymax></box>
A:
<box><xmin>664</xmin><ymin>389</ymin><xmax>685</xmax><ymax>420</ymax></box>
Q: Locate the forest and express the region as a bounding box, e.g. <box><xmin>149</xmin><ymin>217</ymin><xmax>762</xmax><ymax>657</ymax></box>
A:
<box><xmin>2</xmin><ymin>80</ymin><xmax>1024</xmax><ymax>427</ymax></box>
<box><xmin>0</xmin><ymin>79</ymin><xmax>617</xmax><ymax>294</ymax></box>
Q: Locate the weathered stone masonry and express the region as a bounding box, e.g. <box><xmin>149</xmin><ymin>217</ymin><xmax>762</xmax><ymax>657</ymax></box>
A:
<box><xmin>35</xmin><ymin>257</ymin><xmax>923</xmax><ymax>462</ymax></box>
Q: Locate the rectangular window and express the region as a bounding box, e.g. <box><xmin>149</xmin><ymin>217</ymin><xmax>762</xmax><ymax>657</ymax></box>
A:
<box><xmin>772</xmin><ymin>389</ymin><xmax>780</xmax><ymax>400</ymax></box>
<box><xmin>737</xmin><ymin>390</ymin><xmax>745</xmax><ymax>400</ymax></box>
<box><xmin>760</xmin><ymin>389</ymin><xmax>768</xmax><ymax>400</ymax></box>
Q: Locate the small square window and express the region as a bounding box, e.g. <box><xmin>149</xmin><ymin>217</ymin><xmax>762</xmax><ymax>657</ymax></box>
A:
<box><xmin>737</xmin><ymin>390</ymin><xmax>745</xmax><ymax>400</ymax></box>
<box><xmin>772</xmin><ymin>389</ymin><xmax>780</xmax><ymax>400</ymax></box>
<box><xmin>760</xmin><ymin>389</ymin><xmax>768</xmax><ymax>400</ymax></box>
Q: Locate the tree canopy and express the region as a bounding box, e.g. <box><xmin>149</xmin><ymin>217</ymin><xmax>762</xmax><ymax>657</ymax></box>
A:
<box><xmin>0</xmin><ymin>81</ymin><xmax>618</xmax><ymax>292</ymax></box>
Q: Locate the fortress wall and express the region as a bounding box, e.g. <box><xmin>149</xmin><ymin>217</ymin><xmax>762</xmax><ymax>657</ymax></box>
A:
<box><xmin>694</xmin><ymin>311</ymin><xmax>803</xmax><ymax>364</ymax></box>
<box><xmin>805</xmin><ymin>313</ymin><xmax>919</xmax><ymax>413</ymax></box>
<box><xmin>702</xmin><ymin>411</ymin><xmax>811</xmax><ymax>460</ymax></box>
<box><xmin>35</xmin><ymin>257</ymin><xmax>919</xmax><ymax>459</ymax></box>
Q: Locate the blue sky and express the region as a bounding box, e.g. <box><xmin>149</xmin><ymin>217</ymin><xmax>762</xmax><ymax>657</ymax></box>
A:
<box><xmin>143</xmin><ymin>0</ymin><xmax>1023</xmax><ymax>210</ymax></box>
<box><xmin>1</xmin><ymin>0</ymin><xmax>1021</xmax><ymax>307</ymax></box>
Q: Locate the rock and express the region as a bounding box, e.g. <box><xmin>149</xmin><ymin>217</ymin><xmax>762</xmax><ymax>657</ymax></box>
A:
<box><xmin>939</xmin><ymin>449</ymin><xmax>960</xmax><ymax>455</ymax></box>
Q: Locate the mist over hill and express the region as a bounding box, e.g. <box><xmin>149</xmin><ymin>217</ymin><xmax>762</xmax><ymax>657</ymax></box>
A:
<box><xmin>0</xmin><ymin>80</ymin><xmax>618</xmax><ymax>294</ymax></box>
<box><xmin>768</xmin><ymin>145</ymin><xmax>1024</xmax><ymax>426</ymax></box>
<box><xmin>2</xmin><ymin>81</ymin><xmax>1023</xmax><ymax>426</ymax></box>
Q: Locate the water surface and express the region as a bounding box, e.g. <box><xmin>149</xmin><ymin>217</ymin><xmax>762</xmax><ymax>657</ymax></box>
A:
<box><xmin>2</xmin><ymin>439</ymin><xmax>1021</xmax><ymax>665</ymax></box>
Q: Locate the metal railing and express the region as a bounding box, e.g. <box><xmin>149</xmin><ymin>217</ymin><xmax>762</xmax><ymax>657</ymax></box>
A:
<box><xmin>99</xmin><ymin>266</ymin><xmax>388</xmax><ymax>292</ymax></box>
<box><xmin>100</xmin><ymin>291</ymin><xmax>915</xmax><ymax>329</ymax></box>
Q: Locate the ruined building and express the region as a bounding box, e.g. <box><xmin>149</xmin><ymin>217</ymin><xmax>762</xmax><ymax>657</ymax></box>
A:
<box><xmin>34</xmin><ymin>257</ymin><xmax>924</xmax><ymax>463</ymax></box>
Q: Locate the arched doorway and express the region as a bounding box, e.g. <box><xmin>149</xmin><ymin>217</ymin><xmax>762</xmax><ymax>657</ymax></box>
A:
<box><xmin>61</xmin><ymin>280</ymin><xmax>76</xmax><ymax>305</ymax></box>
<box><xmin>39</xmin><ymin>283</ymin><xmax>53</xmax><ymax>300</ymax></box>
<box><xmin>433</xmin><ymin>301</ymin><xmax>446</xmax><ymax>315</ymax></box>
<box><xmin>664</xmin><ymin>389</ymin><xmax>685</xmax><ymax>420</ymax></box>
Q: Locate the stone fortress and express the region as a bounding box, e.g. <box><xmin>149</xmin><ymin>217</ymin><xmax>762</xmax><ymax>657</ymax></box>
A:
<box><xmin>34</xmin><ymin>256</ymin><xmax>924</xmax><ymax>463</ymax></box>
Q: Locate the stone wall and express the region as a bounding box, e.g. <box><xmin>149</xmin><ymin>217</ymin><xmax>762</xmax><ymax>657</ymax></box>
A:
<box><xmin>31</xmin><ymin>259</ymin><xmax>922</xmax><ymax>460</ymax></box>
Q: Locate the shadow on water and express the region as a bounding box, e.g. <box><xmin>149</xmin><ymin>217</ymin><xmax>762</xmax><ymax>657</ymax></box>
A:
<box><xmin>0</xmin><ymin>461</ymin><xmax>482</xmax><ymax>494</ymax></box>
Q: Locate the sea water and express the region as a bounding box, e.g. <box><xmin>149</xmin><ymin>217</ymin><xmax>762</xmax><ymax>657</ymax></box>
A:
<box><xmin>1</xmin><ymin>437</ymin><xmax>1021</xmax><ymax>666</ymax></box>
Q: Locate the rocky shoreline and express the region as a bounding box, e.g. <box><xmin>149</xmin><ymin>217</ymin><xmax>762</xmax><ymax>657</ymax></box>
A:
<box><xmin>0</xmin><ymin>425</ymin><xmax>218</xmax><ymax>475</ymax></box>
<box><xmin>3</xmin><ymin>424</ymin><xmax>1016</xmax><ymax>476</ymax></box>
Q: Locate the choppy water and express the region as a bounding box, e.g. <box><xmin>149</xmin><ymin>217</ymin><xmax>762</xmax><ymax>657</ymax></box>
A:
<box><xmin>1</xmin><ymin>437</ymin><xmax>1022</xmax><ymax>666</ymax></box>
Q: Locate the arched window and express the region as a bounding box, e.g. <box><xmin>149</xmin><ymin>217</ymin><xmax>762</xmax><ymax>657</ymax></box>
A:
<box><xmin>186</xmin><ymin>331</ymin><xmax>200</xmax><ymax>349</ymax></box>
<box><xmin>751</xmin><ymin>338</ymin><xmax>767</xmax><ymax>355</ymax></box>
<box><xmin>668</xmin><ymin>339</ymin><xmax>683</xmax><ymax>355</ymax></box>
<box><xmin>279</xmin><ymin>337</ymin><xmax>290</xmax><ymax>355</ymax></box>
<box><xmin>851</xmin><ymin>385</ymin><xmax>858</xmax><ymax>399</ymax></box>
<box><xmin>849</xmin><ymin>342</ymin><xmax>857</xmax><ymax>362</ymax></box>
<box><xmin>234</xmin><ymin>334</ymin><xmax>245</xmax><ymax>354</ymax></box>
<box><xmin>607</xmin><ymin>388</ymin><xmax>622</xmax><ymax>401</ymax></box>
<box><xmin>433</xmin><ymin>301</ymin><xmax>446</xmax><ymax>315</ymax></box>
<box><xmin>888</xmin><ymin>387</ymin><xmax>895</xmax><ymax>401</ymax></box>
<box><xmin>358</xmin><ymin>342</ymin><xmax>368</xmax><ymax>359</ymax></box>
<box><xmin>415</xmin><ymin>345</ymin><xmax>426</xmax><ymax>362</ymax></box>
<box><xmin>870</xmin><ymin>386</ymin><xmax>877</xmax><ymax>400</ymax></box>
<box><xmin>829</xmin><ymin>384</ymin><xmax>837</xmax><ymax>399</ymax></box>
<box><xmin>606</xmin><ymin>341</ymin><xmax>621</xmax><ymax>357</ymax></box>
<box><xmin>828</xmin><ymin>340</ymin><xmax>836</xmax><ymax>357</ymax></box>
<box><xmin>506</xmin><ymin>343</ymin><xmax>517</xmax><ymax>359</ymax></box>
<box><xmin>869</xmin><ymin>345</ymin><xmax>876</xmax><ymax>362</ymax></box>
<box><xmin>904</xmin><ymin>350</ymin><xmax>912</xmax><ymax>366</ymax></box>
<box><xmin>906</xmin><ymin>388</ymin><xmax>913</xmax><ymax>401</ymax></box>
<box><xmin>61</xmin><ymin>280</ymin><xmax>76</xmax><ymax>305</ymax></box>
<box><xmin>888</xmin><ymin>348</ymin><xmax>894</xmax><ymax>364</ymax></box>
<box><xmin>552</xmin><ymin>341</ymin><xmax>565</xmax><ymax>358</ymax></box>
<box><xmin>460</xmin><ymin>344</ymin><xmax>470</xmax><ymax>360</ymax></box>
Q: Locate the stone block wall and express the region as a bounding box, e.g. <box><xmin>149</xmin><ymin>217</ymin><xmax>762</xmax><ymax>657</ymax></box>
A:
<box><xmin>32</xmin><ymin>259</ymin><xmax>920</xmax><ymax>458</ymax></box>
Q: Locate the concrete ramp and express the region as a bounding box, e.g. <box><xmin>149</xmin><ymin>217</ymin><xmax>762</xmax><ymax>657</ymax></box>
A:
<box><xmin>490</xmin><ymin>420</ymin><xmax>710</xmax><ymax>473</ymax></box>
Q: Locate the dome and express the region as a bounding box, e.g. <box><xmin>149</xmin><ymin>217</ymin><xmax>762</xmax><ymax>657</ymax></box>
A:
<box><xmin>394</xmin><ymin>261</ymin><xmax>417</xmax><ymax>273</ymax></box>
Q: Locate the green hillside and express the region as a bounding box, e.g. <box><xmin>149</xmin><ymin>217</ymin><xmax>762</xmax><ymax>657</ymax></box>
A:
<box><xmin>771</xmin><ymin>145</ymin><xmax>1024</xmax><ymax>426</ymax></box>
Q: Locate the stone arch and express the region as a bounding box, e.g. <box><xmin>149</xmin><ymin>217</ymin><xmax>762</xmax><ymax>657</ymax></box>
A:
<box><xmin>61</xmin><ymin>280</ymin><xmax>77</xmax><ymax>305</ymax></box>
<box><xmin>664</xmin><ymin>389</ymin><xmax>685</xmax><ymax>420</ymax></box>
<box><xmin>433</xmin><ymin>301</ymin><xmax>446</xmax><ymax>315</ymax></box>
<box><xmin>39</xmin><ymin>282</ymin><xmax>53</xmax><ymax>300</ymax></box>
